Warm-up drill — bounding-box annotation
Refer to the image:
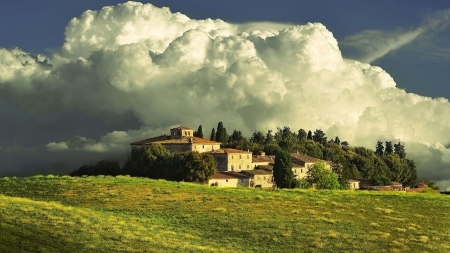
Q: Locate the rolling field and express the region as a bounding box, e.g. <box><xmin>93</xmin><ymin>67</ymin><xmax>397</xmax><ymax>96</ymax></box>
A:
<box><xmin>0</xmin><ymin>175</ymin><xmax>449</xmax><ymax>252</ymax></box>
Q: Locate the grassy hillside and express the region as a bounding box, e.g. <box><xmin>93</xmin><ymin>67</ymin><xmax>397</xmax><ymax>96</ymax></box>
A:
<box><xmin>0</xmin><ymin>175</ymin><xmax>449</xmax><ymax>252</ymax></box>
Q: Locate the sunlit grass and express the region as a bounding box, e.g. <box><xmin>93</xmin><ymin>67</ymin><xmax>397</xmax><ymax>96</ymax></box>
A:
<box><xmin>0</xmin><ymin>175</ymin><xmax>449</xmax><ymax>252</ymax></box>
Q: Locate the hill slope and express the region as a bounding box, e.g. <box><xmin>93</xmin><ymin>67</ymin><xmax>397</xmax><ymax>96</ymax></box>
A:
<box><xmin>0</xmin><ymin>175</ymin><xmax>449</xmax><ymax>252</ymax></box>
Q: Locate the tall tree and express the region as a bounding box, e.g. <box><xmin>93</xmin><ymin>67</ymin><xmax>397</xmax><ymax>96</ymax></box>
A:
<box><xmin>194</xmin><ymin>125</ymin><xmax>204</xmax><ymax>138</ymax></box>
<box><xmin>307</xmin><ymin>130</ymin><xmax>313</xmax><ymax>140</ymax></box>
<box><xmin>394</xmin><ymin>142</ymin><xmax>406</xmax><ymax>158</ymax></box>
<box><xmin>209</xmin><ymin>128</ymin><xmax>216</xmax><ymax>141</ymax></box>
<box><xmin>278</xmin><ymin>126</ymin><xmax>295</xmax><ymax>151</ymax></box>
<box><xmin>250</xmin><ymin>130</ymin><xmax>265</xmax><ymax>144</ymax></box>
<box><xmin>230</xmin><ymin>129</ymin><xmax>243</xmax><ymax>142</ymax></box>
<box><xmin>215</xmin><ymin>122</ymin><xmax>228</xmax><ymax>143</ymax></box>
<box><xmin>375</xmin><ymin>140</ymin><xmax>384</xmax><ymax>157</ymax></box>
<box><xmin>273</xmin><ymin>150</ymin><xmax>294</xmax><ymax>189</ymax></box>
<box><xmin>265</xmin><ymin>129</ymin><xmax>274</xmax><ymax>144</ymax></box>
<box><xmin>334</xmin><ymin>136</ymin><xmax>341</xmax><ymax>145</ymax></box>
<box><xmin>298</xmin><ymin>129</ymin><xmax>307</xmax><ymax>146</ymax></box>
<box><xmin>312</xmin><ymin>129</ymin><xmax>327</xmax><ymax>145</ymax></box>
<box><xmin>384</xmin><ymin>141</ymin><xmax>393</xmax><ymax>155</ymax></box>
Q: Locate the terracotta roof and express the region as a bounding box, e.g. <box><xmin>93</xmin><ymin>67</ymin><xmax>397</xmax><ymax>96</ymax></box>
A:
<box><xmin>210</xmin><ymin>171</ymin><xmax>251</xmax><ymax>180</ymax></box>
<box><xmin>255</xmin><ymin>165</ymin><xmax>273</xmax><ymax>171</ymax></box>
<box><xmin>290</xmin><ymin>153</ymin><xmax>330</xmax><ymax>166</ymax></box>
<box><xmin>131</xmin><ymin>136</ymin><xmax>220</xmax><ymax>145</ymax></box>
<box><xmin>347</xmin><ymin>179</ymin><xmax>360</xmax><ymax>183</ymax></box>
<box><xmin>252</xmin><ymin>155</ymin><xmax>275</xmax><ymax>163</ymax></box>
<box><xmin>241</xmin><ymin>169</ymin><xmax>272</xmax><ymax>176</ymax></box>
<box><xmin>206</xmin><ymin>148</ymin><xmax>252</xmax><ymax>154</ymax></box>
<box><xmin>171</xmin><ymin>126</ymin><xmax>193</xmax><ymax>130</ymax></box>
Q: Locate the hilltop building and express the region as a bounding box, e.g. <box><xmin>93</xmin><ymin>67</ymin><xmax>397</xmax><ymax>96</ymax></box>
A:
<box><xmin>130</xmin><ymin>126</ymin><xmax>333</xmax><ymax>189</ymax></box>
<box><xmin>130</xmin><ymin>126</ymin><xmax>220</xmax><ymax>153</ymax></box>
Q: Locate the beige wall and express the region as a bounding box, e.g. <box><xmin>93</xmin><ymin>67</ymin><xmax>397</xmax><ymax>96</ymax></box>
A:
<box><xmin>192</xmin><ymin>144</ymin><xmax>221</xmax><ymax>153</ymax></box>
<box><xmin>251</xmin><ymin>174</ymin><xmax>273</xmax><ymax>188</ymax></box>
<box><xmin>209</xmin><ymin>178</ymin><xmax>250</xmax><ymax>188</ymax></box>
<box><xmin>228</xmin><ymin>153</ymin><xmax>252</xmax><ymax>171</ymax></box>
<box><xmin>348</xmin><ymin>181</ymin><xmax>360</xmax><ymax>190</ymax></box>
<box><xmin>293</xmin><ymin>166</ymin><xmax>308</xmax><ymax>180</ymax></box>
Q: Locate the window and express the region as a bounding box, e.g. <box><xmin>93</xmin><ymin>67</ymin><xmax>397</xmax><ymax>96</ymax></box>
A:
<box><xmin>247</xmin><ymin>155</ymin><xmax>249</xmax><ymax>159</ymax></box>
<box><xmin>301</xmin><ymin>169</ymin><xmax>303</xmax><ymax>173</ymax></box>
<box><xmin>239</xmin><ymin>165</ymin><xmax>241</xmax><ymax>169</ymax></box>
<box><xmin>247</xmin><ymin>165</ymin><xmax>249</xmax><ymax>169</ymax></box>
<box><xmin>264</xmin><ymin>176</ymin><xmax>266</xmax><ymax>180</ymax></box>
<box><xmin>239</xmin><ymin>155</ymin><xmax>242</xmax><ymax>159</ymax></box>
<box><xmin>241</xmin><ymin>179</ymin><xmax>244</xmax><ymax>182</ymax></box>
<box><xmin>202</xmin><ymin>145</ymin><xmax>204</xmax><ymax>148</ymax></box>
<box><xmin>294</xmin><ymin>169</ymin><xmax>297</xmax><ymax>173</ymax></box>
<box><xmin>232</xmin><ymin>155</ymin><xmax>234</xmax><ymax>159</ymax></box>
<box><xmin>231</xmin><ymin>165</ymin><xmax>234</xmax><ymax>171</ymax></box>
<box><xmin>226</xmin><ymin>179</ymin><xmax>228</xmax><ymax>182</ymax></box>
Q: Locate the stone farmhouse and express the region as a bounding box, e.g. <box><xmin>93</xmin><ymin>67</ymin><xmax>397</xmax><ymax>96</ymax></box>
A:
<box><xmin>130</xmin><ymin>126</ymin><xmax>358</xmax><ymax>189</ymax></box>
<box><xmin>130</xmin><ymin>126</ymin><xmax>221</xmax><ymax>153</ymax></box>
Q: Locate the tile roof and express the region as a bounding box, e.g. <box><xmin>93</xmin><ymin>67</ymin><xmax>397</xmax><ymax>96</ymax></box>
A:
<box><xmin>210</xmin><ymin>171</ymin><xmax>251</xmax><ymax>180</ymax></box>
<box><xmin>171</xmin><ymin>126</ymin><xmax>193</xmax><ymax>130</ymax></box>
<box><xmin>241</xmin><ymin>169</ymin><xmax>272</xmax><ymax>176</ymax></box>
<box><xmin>252</xmin><ymin>155</ymin><xmax>275</xmax><ymax>163</ymax></box>
<box><xmin>255</xmin><ymin>165</ymin><xmax>274</xmax><ymax>171</ymax></box>
<box><xmin>347</xmin><ymin>179</ymin><xmax>360</xmax><ymax>183</ymax></box>
<box><xmin>130</xmin><ymin>136</ymin><xmax>220</xmax><ymax>145</ymax></box>
<box><xmin>206</xmin><ymin>148</ymin><xmax>252</xmax><ymax>154</ymax></box>
<box><xmin>290</xmin><ymin>153</ymin><xmax>330</xmax><ymax>166</ymax></box>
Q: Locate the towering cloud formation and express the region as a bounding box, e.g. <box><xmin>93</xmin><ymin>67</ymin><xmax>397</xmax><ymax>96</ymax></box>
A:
<box><xmin>0</xmin><ymin>2</ymin><xmax>449</xmax><ymax>189</ymax></box>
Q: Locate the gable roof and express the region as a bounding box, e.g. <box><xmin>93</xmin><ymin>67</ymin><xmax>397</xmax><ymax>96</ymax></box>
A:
<box><xmin>290</xmin><ymin>153</ymin><xmax>330</xmax><ymax>167</ymax></box>
<box><xmin>252</xmin><ymin>155</ymin><xmax>275</xmax><ymax>163</ymax></box>
<box><xmin>210</xmin><ymin>171</ymin><xmax>251</xmax><ymax>180</ymax></box>
<box><xmin>171</xmin><ymin>126</ymin><xmax>193</xmax><ymax>130</ymax></box>
<box><xmin>130</xmin><ymin>136</ymin><xmax>220</xmax><ymax>145</ymax></box>
<box><xmin>241</xmin><ymin>169</ymin><xmax>272</xmax><ymax>176</ymax></box>
<box><xmin>206</xmin><ymin>148</ymin><xmax>252</xmax><ymax>154</ymax></box>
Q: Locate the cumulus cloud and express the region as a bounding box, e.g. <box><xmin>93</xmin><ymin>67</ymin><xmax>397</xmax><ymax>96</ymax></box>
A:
<box><xmin>46</xmin><ymin>142</ymin><xmax>69</xmax><ymax>152</ymax></box>
<box><xmin>0</xmin><ymin>2</ymin><xmax>450</xmax><ymax>190</ymax></box>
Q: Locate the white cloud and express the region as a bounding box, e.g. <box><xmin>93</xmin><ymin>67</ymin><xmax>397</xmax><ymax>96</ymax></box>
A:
<box><xmin>341</xmin><ymin>9</ymin><xmax>450</xmax><ymax>63</ymax></box>
<box><xmin>0</xmin><ymin>2</ymin><xmax>449</xmax><ymax>188</ymax></box>
<box><xmin>46</xmin><ymin>142</ymin><xmax>69</xmax><ymax>152</ymax></box>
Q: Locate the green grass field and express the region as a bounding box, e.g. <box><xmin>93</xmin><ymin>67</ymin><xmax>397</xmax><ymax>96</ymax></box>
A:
<box><xmin>0</xmin><ymin>175</ymin><xmax>449</xmax><ymax>252</ymax></box>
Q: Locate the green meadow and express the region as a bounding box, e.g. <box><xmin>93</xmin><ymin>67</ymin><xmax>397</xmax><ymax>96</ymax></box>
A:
<box><xmin>0</xmin><ymin>175</ymin><xmax>449</xmax><ymax>252</ymax></box>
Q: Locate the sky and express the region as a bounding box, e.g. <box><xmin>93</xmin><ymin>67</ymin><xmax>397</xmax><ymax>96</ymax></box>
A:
<box><xmin>0</xmin><ymin>1</ymin><xmax>450</xmax><ymax>189</ymax></box>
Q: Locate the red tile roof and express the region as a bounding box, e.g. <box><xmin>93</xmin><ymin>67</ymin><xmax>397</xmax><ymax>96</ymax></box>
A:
<box><xmin>206</xmin><ymin>148</ymin><xmax>252</xmax><ymax>154</ymax></box>
<box><xmin>130</xmin><ymin>136</ymin><xmax>220</xmax><ymax>145</ymax></box>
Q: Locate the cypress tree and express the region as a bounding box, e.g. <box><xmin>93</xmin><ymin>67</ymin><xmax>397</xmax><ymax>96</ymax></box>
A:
<box><xmin>210</xmin><ymin>128</ymin><xmax>216</xmax><ymax>141</ymax></box>
<box><xmin>194</xmin><ymin>125</ymin><xmax>204</xmax><ymax>138</ymax></box>
<box><xmin>385</xmin><ymin>141</ymin><xmax>393</xmax><ymax>155</ymax></box>
<box><xmin>273</xmin><ymin>150</ymin><xmax>294</xmax><ymax>189</ymax></box>
<box><xmin>375</xmin><ymin>140</ymin><xmax>384</xmax><ymax>157</ymax></box>
<box><xmin>307</xmin><ymin>130</ymin><xmax>313</xmax><ymax>140</ymax></box>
